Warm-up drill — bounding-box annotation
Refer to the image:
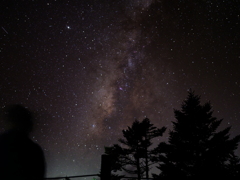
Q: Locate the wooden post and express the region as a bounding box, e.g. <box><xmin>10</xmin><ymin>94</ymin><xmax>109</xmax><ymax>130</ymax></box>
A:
<box><xmin>100</xmin><ymin>154</ymin><xmax>111</xmax><ymax>180</ymax></box>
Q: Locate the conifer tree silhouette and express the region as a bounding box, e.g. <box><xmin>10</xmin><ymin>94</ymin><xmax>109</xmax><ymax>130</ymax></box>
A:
<box><xmin>153</xmin><ymin>90</ymin><xmax>240</xmax><ymax>179</ymax></box>
<box><xmin>105</xmin><ymin>118</ymin><xmax>166</xmax><ymax>180</ymax></box>
<box><xmin>226</xmin><ymin>154</ymin><xmax>240</xmax><ymax>178</ymax></box>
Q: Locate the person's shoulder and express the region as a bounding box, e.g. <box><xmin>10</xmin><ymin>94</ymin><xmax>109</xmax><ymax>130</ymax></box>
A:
<box><xmin>0</xmin><ymin>132</ymin><xmax>5</xmax><ymax>138</ymax></box>
<box><xmin>0</xmin><ymin>133</ymin><xmax>5</xmax><ymax>143</ymax></box>
<box><xmin>28</xmin><ymin>138</ymin><xmax>44</xmax><ymax>154</ymax></box>
<box><xmin>0</xmin><ymin>131</ymin><xmax>12</xmax><ymax>142</ymax></box>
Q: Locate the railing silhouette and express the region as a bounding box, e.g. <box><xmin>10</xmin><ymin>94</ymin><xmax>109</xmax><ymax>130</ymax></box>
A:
<box><xmin>44</xmin><ymin>155</ymin><xmax>153</xmax><ymax>180</ymax></box>
<box><xmin>45</xmin><ymin>175</ymin><xmax>153</xmax><ymax>180</ymax></box>
<box><xmin>44</xmin><ymin>174</ymin><xmax>153</xmax><ymax>180</ymax></box>
<box><xmin>44</xmin><ymin>174</ymin><xmax>99</xmax><ymax>179</ymax></box>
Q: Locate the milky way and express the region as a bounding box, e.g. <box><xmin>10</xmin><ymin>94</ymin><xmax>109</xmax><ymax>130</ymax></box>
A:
<box><xmin>1</xmin><ymin>0</ymin><xmax>240</xmax><ymax>178</ymax></box>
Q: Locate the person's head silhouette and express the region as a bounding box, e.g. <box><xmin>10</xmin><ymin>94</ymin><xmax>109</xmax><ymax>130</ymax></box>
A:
<box><xmin>4</xmin><ymin>104</ymin><xmax>33</xmax><ymax>135</ymax></box>
<box><xmin>0</xmin><ymin>104</ymin><xmax>46</xmax><ymax>180</ymax></box>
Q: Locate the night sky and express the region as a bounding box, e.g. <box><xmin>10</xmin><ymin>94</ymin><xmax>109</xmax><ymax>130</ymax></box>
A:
<box><xmin>1</xmin><ymin>0</ymin><xmax>240</xmax><ymax>178</ymax></box>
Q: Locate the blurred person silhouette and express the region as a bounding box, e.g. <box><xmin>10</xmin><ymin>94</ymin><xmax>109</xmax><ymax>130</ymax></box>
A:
<box><xmin>0</xmin><ymin>104</ymin><xmax>45</xmax><ymax>180</ymax></box>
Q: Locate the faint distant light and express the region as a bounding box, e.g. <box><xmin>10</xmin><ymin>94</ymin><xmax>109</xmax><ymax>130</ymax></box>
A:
<box><xmin>66</xmin><ymin>25</ymin><xmax>71</xmax><ymax>29</ymax></box>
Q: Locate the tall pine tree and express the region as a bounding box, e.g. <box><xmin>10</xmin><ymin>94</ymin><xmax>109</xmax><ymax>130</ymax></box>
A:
<box><xmin>153</xmin><ymin>90</ymin><xmax>240</xmax><ymax>179</ymax></box>
<box><xmin>105</xmin><ymin>118</ymin><xmax>166</xmax><ymax>180</ymax></box>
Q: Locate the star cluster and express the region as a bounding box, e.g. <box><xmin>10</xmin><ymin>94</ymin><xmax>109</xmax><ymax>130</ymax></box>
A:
<box><xmin>1</xmin><ymin>0</ymin><xmax>240</xmax><ymax>178</ymax></box>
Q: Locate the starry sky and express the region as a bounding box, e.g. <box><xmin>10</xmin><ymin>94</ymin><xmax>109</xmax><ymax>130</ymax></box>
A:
<box><xmin>1</xmin><ymin>0</ymin><xmax>240</xmax><ymax>178</ymax></box>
